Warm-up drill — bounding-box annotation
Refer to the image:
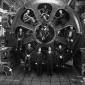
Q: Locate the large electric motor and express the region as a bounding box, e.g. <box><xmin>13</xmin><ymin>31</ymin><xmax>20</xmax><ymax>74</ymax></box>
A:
<box><xmin>10</xmin><ymin>0</ymin><xmax>82</xmax><ymax>75</ymax></box>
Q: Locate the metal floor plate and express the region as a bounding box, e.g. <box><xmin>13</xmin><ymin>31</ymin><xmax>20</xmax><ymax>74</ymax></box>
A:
<box><xmin>0</xmin><ymin>66</ymin><xmax>84</xmax><ymax>85</ymax></box>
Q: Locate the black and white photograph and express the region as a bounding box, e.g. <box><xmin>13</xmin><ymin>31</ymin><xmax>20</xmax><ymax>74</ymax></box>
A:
<box><xmin>0</xmin><ymin>0</ymin><xmax>85</xmax><ymax>85</ymax></box>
